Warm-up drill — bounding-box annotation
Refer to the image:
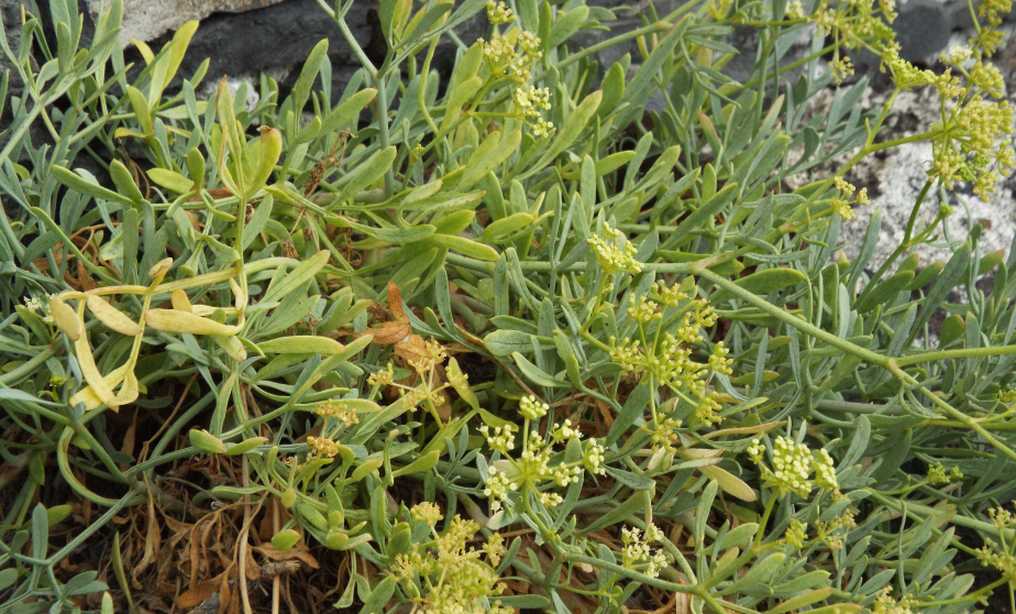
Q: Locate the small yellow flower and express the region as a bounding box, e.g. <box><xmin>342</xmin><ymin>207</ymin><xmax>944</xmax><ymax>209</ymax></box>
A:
<box><xmin>708</xmin><ymin>342</ymin><xmax>734</xmax><ymax>376</ymax></box>
<box><xmin>812</xmin><ymin>448</ymin><xmax>839</xmax><ymax>491</ymax></box>
<box><xmin>484</xmin><ymin>532</ymin><xmax>505</xmax><ymax>566</ymax></box>
<box><xmin>940</xmin><ymin>45</ymin><xmax>971</xmax><ymax>66</ymax></box>
<box><xmin>650</xmin><ymin>416</ymin><xmax>682</xmax><ymax>452</ymax></box>
<box><xmin>873</xmin><ymin>587</ymin><xmax>916</xmax><ymax>614</ymax></box>
<box><xmin>408</xmin><ymin>338</ymin><xmax>448</xmax><ymax>375</ymax></box>
<box><xmin>831</xmin><ymin>55</ymin><xmax>854</xmax><ymax>83</ymax></box>
<box><xmin>368</xmin><ymin>362</ymin><xmax>396</xmax><ymax>387</ymax></box>
<box><xmin>519</xmin><ymin>394</ymin><xmax>549</xmax><ymax>421</ymax></box>
<box><xmin>306</xmin><ymin>435</ymin><xmax>340</xmax><ymax>458</ymax></box>
<box><xmin>621</xmin><ymin>524</ymin><xmax>670</xmax><ymax>578</ymax></box>
<box><xmin>540</xmin><ymin>491</ymin><xmax>564</xmax><ymax>507</ymax></box>
<box><xmin>652</xmin><ymin>280</ymin><xmax>689</xmax><ymax>307</ymax></box>
<box><xmin>478</xmin><ymin>423</ymin><xmax>517</xmax><ymax>454</ymax></box>
<box><xmin>752</xmin><ymin>436</ymin><xmax>839</xmax><ymax>500</ymax></box>
<box><xmin>589</xmin><ymin>225</ymin><xmax>642</xmax><ymax>274</ymax></box>
<box><xmin>970</xmin><ymin>61</ymin><xmax>1005</xmax><ymax>98</ymax></box>
<box><xmin>628</xmin><ymin>296</ymin><xmax>661</xmax><ymax>324</ymax></box>
<box><xmin>411</xmin><ymin>501</ymin><xmax>443</xmax><ymax>527</ymax></box>
<box><xmin>583</xmin><ymin>439</ymin><xmax>607</xmax><ymax>475</ymax></box>
<box><xmin>784</xmin><ymin>518</ymin><xmax>808</xmax><ymax>549</ymax></box>
<box><xmin>315</xmin><ymin>400</ymin><xmax>359</xmax><ymax>426</ymax></box>
<box><xmin>485</xmin><ymin>0</ymin><xmax>514</xmax><ymax>25</ymax></box>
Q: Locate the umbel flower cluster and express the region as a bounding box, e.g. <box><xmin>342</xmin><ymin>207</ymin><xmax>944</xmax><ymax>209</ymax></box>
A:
<box><xmin>747</xmin><ymin>435</ymin><xmax>839</xmax><ymax>499</ymax></box>
<box><xmin>805</xmin><ymin>0</ymin><xmax>1015</xmax><ymax>200</ymax></box>
<box><xmin>481</xmin><ymin>1</ymin><xmax>554</xmax><ymax>137</ymax></box>
<box><xmin>621</xmin><ymin>523</ymin><xmax>670</xmax><ymax>579</ymax></box>
<box><xmin>302</xmin><ymin>337</ymin><xmax>454</xmax><ymax>459</ymax></box>
<box><xmin>590</xmin><ymin>224</ymin><xmax>643</xmax><ymax>274</ymax></box>
<box><xmin>392</xmin><ymin>503</ymin><xmax>511</xmax><ymax>613</ymax></box>
<box><xmin>783</xmin><ymin>508</ymin><xmax>859</xmax><ymax>552</ymax></box>
<box><xmin>830</xmin><ymin>176</ymin><xmax>869</xmax><ymax>219</ymax></box>
<box><xmin>481</xmin><ymin>395</ymin><xmax>607</xmax><ymax>513</ymax></box>
<box><xmin>974</xmin><ymin>505</ymin><xmax>1016</xmax><ymax>584</ymax></box>
<box><xmin>609</xmin><ymin>277</ymin><xmax>735</xmax><ymax>438</ymax></box>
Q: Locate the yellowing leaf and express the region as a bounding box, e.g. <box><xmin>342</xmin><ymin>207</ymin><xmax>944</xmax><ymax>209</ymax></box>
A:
<box><xmin>212</xmin><ymin>334</ymin><xmax>248</xmax><ymax>361</ymax></box>
<box><xmin>110</xmin><ymin>370</ymin><xmax>139</xmax><ymax>409</ymax></box>
<box><xmin>701</xmin><ymin>464</ymin><xmax>757</xmax><ymax>502</ymax></box>
<box><xmin>130</xmin><ymin>39</ymin><xmax>154</xmax><ymax>64</ymax></box>
<box><xmin>258</xmin><ymin>335</ymin><xmax>345</xmax><ymax>355</ymax></box>
<box><xmin>69</xmin><ymin>363</ymin><xmax>130</xmax><ymax>410</ymax></box>
<box><xmin>244</xmin><ymin>126</ymin><xmax>282</xmax><ymax>198</ymax></box>
<box><xmin>170</xmin><ymin>289</ymin><xmax>192</xmax><ymax>312</ymax></box>
<box><xmin>74</xmin><ymin>334</ymin><xmax>116</xmax><ymax>406</ymax></box>
<box><xmin>49</xmin><ymin>296</ymin><xmax>82</xmax><ymax>340</ymax></box>
<box><xmin>145</xmin><ymin>309</ymin><xmax>239</xmax><ymax>336</ymax></box>
<box><xmin>148</xmin><ymin>258</ymin><xmax>173</xmax><ymax>283</ymax></box>
<box><xmin>86</xmin><ymin>295</ymin><xmax>142</xmax><ymax>336</ymax></box>
<box><xmin>147</xmin><ymin>168</ymin><xmax>194</xmax><ymax>194</ymax></box>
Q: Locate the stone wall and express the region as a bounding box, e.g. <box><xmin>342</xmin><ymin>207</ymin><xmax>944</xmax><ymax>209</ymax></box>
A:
<box><xmin>3</xmin><ymin>0</ymin><xmax>1008</xmax><ymax>117</ymax></box>
<box><xmin>76</xmin><ymin>0</ymin><xmax>1010</xmax><ymax>82</ymax></box>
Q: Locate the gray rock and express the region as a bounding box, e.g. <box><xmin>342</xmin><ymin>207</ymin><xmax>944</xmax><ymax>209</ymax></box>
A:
<box><xmin>84</xmin><ymin>0</ymin><xmax>286</xmax><ymax>44</ymax></box>
<box><xmin>1</xmin><ymin>1</ymin><xmax>40</xmax><ymax>157</ymax></box>
<box><xmin>837</xmin><ymin>89</ymin><xmax>1016</xmax><ymax>268</ymax></box>
<box><xmin>894</xmin><ymin>0</ymin><xmax>954</xmax><ymax>61</ymax></box>
<box><xmin>1</xmin><ymin>0</ymin><xmax>24</xmax><ymax>98</ymax></box>
<box><xmin>160</xmin><ymin>0</ymin><xmax>374</xmax><ymax>98</ymax></box>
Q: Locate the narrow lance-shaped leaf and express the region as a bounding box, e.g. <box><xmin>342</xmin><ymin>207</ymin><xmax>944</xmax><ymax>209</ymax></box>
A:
<box><xmin>524</xmin><ymin>90</ymin><xmax>602</xmax><ymax>176</ymax></box>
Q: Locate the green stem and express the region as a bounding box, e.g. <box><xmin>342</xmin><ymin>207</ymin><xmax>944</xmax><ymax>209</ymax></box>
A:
<box><xmin>699</xmin><ymin>268</ymin><xmax>1016</xmax><ymax>462</ymax></box>
<box><xmin>838</xmin><ymin>130</ymin><xmax>944</xmax><ymax>177</ymax></box>
<box><xmin>56</xmin><ymin>428</ymin><xmax>123</xmax><ymax>507</ymax></box>
<box><xmin>891</xmin><ymin>365</ymin><xmax>1016</xmax><ymax>463</ymax></box>
<box><xmin>755</xmin><ymin>496</ymin><xmax>777</xmax><ymax>547</ymax></box>
<box><xmin>736</xmin><ymin>43</ymin><xmax>837</xmax><ymax>93</ymax></box>
<box><xmin>865</xmin><ymin>488</ymin><xmax>1014</xmax><ymax>540</ymax></box>
<box><xmin>695</xmin><ymin>268</ymin><xmax>888</xmax><ymax>367</ymax></box>
<box><xmin>323</xmin><ymin>1</ymin><xmax>396</xmax><ymax>197</ymax></box>
<box><xmin>856</xmin><ymin>180</ymin><xmax>934</xmax><ymax>302</ymax></box>
<box><xmin>0</xmin><ymin>349</ymin><xmax>57</xmax><ymax>386</ymax></box>
<box><xmin>567</xmin><ymin>553</ymin><xmax>697</xmax><ymax>593</ymax></box>
<box><xmin>896</xmin><ymin>344</ymin><xmax>1016</xmax><ymax>367</ymax></box>
<box><xmin>558</xmin><ymin>19</ymin><xmax>676</xmax><ymax>69</ymax></box>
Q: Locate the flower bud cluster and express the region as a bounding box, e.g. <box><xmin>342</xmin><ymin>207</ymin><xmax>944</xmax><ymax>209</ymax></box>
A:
<box><xmin>872</xmin><ymin>587</ymin><xmax>916</xmax><ymax>614</ymax></box>
<box><xmin>306</xmin><ymin>435</ymin><xmax>340</xmax><ymax>458</ymax></box>
<box><xmin>392</xmin><ymin>511</ymin><xmax>511</xmax><ymax>613</ymax></box>
<box><xmin>480</xmin><ymin>402</ymin><xmax>607</xmax><ymax>513</ymax></box>
<box><xmin>315</xmin><ymin>400</ymin><xmax>359</xmax><ymax>426</ymax></box>
<box><xmin>830</xmin><ymin>177</ymin><xmax>869</xmax><ymax>220</ymax></box>
<box><xmin>748</xmin><ymin>435</ymin><xmax>840</xmax><ymax>499</ymax></box>
<box><xmin>479</xmin><ymin>7</ymin><xmax>554</xmax><ymax>139</ymax></box>
<box><xmin>801</xmin><ymin>0</ymin><xmax>1014</xmax><ymax>200</ymax></box>
<box><xmin>610</xmin><ymin>281</ymin><xmax>734</xmax><ymax>432</ymax></box>
<box><xmin>621</xmin><ymin>524</ymin><xmax>670</xmax><ymax>579</ymax></box>
<box><xmin>590</xmin><ymin>225</ymin><xmax>643</xmax><ymax>274</ymax></box>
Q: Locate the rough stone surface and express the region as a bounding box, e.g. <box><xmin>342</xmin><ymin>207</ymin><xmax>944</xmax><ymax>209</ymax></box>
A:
<box><xmin>167</xmin><ymin>0</ymin><xmax>372</xmax><ymax>94</ymax></box>
<box><xmin>1</xmin><ymin>0</ymin><xmax>24</xmax><ymax>98</ymax></box>
<box><xmin>837</xmin><ymin>83</ymin><xmax>1016</xmax><ymax>268</ymax></box>
<box><xmin>895</xmin><ymin>0</ymin><xmax>953</xmax><ymax>61</ymax></box>
<box><xmin>84</xmin><ymin>0</ymin><xmax>286</xmax><ymax>44</ymax></box>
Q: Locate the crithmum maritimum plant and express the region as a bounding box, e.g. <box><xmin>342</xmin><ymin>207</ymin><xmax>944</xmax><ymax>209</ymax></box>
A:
<box><xmin>2</xmin><ymin>0</ymin><xmax>1016</xmax><ymax>611</ymax></box>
